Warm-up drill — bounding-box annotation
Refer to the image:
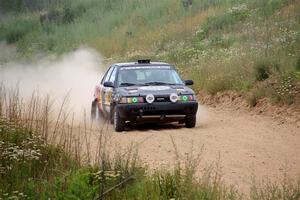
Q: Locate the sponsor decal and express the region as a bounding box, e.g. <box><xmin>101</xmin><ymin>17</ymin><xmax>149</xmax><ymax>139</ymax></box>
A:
<box><xmin>176</xmin><ymin>88</ymin><xmax>186</xmax><ymax>92</ymax></box>
<box><xmin>125</xmin><ymin>88</ymin><xmax>138</xmax><ymax>94</ymax></box>
<box><xmin>128</xmin><ymin>90</ymin><xmax>138</xmax><ymax>94</ymax></box>
<box><xmin>140</xmin><ymin>86</ymin><xmax>170</xmax><ymax>91</ymax></box>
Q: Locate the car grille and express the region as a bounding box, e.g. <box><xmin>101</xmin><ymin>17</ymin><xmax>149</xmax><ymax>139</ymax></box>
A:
<box><xmin>141</xmin><ymin>106</ymin><xmax>156</xmax><ymax>111</ymax></box>
<box><xmin>154</xmin><ymin>96</ymin><xmax>170</xmax><ymax>102</ymax></box>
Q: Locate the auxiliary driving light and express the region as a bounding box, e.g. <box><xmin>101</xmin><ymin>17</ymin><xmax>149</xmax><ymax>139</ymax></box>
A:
<box><xmin>182</xmin><ymin>95</ymin><xmax>188</xmax><ymax>101</ymax></box>
<box><xmin>120</xmin><ymin>97</ymin><xmax>143</xmax><ymax>104</ymax></box>
<box><xmin>132</xmin><ymin>97</ymin><xmax>138</xmax><ymax>103</ymax></box>
<box><xmin>170</xmin><ymin>93</ymin><xmax>179</xmax><ymax>103</ymax></box>
<box><xmin>179</xmin><ymin>95</ymin><xmax>195</xmax><ymax>102</ymax></box>
<box><xmin>146</xmin><ymin>94</ymin><xmax>155</xmax><ymax>104</ymax></box>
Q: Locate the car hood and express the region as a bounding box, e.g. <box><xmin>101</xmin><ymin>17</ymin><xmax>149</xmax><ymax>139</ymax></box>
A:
<box><xmin>116</xmin><ymin>85</ymin><xmax>195</xmax><ymax>96</ymax></box>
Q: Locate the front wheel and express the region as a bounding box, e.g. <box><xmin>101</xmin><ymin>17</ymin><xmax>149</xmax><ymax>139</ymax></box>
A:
<box><xmin>185</xmin><ymin>114</ymin><xmax>196</xmax><ymax>128</ymax></box>
<box><xmin>114</xmin><ymin>107</ymin><xmax>125</xmax><ymax>132</ymax></box>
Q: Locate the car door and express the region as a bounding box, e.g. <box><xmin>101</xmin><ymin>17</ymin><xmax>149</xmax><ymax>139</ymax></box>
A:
<box><xmin>102</xmin><ymin>66</ymin><xmax>118</xmax><ymax>117</ymax></box>
<box><xmin>99</xmin><ymin>66</ymin><xmax>114</xmax><ymax>116</ymax></box>
<box><xmin>106</xmin><ymin>67</ymin><xmax>118</xmax><ymax>116</ymax></box>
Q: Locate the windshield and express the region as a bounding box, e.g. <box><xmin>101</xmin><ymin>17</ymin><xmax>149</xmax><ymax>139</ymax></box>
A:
<box><xmin>117</xmin><ymin>66</ymin><xmax>183</xmax><ymax>86</ymax></box>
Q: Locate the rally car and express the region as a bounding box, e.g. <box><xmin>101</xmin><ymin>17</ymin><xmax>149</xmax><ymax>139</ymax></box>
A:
<box><xmin>91</xmin><ymin>60</ymin><xmax>198</xmax><ymax>132</ymax></box>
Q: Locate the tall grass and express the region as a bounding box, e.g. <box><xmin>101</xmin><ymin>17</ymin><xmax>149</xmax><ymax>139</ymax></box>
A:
<box><xmin>1</xmin><ymin>85</ymin><xmax>300</xmax><ymax>199</ymax></box>
<box><xmin>0</xmin><ymin>84</ymin><xmax>143</xmax><ymax>199</ymax></box>
<box><xmin>250</xmin><ymin>174</ymin><xmax>300</xmax><ymax>200</ymax></box>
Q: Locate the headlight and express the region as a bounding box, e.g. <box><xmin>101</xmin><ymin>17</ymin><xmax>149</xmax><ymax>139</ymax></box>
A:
<box><xmin>146</xmin><ymin>94</ymin><xmax>155</xmax><ymax>104</ymax></box>
<box><xmin>120</xmin><ymin>97</ymin><xmax>144</xmax><ymax>104</ymax></box>
<box><xmin>178</xmin><ymin>94</ymin><xmax>195</xmax><ymax>102</ymax></box>
<box><xmin>170</xmin><ymin>93</ymin><xmax>178</xmax><ymax>103</ymax></box>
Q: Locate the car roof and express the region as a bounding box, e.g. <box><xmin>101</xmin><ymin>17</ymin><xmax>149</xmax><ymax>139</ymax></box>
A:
<box><xmin>113</xmin><ymin>61</ymin><xmax>171</xmax><ymax>67</ymax></box>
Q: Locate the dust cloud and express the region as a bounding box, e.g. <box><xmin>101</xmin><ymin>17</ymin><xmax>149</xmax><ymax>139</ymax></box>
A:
<box><xmin>0</xmin><ymin>48</ymin><xmax>105</xmax><ymax>120</ymax></box>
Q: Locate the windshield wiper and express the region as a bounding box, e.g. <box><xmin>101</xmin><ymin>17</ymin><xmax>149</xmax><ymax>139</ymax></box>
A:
<box><xmin>144</xmin><ymin>82</ymin><xmax>169</xmax><ymax>86</ymax></box>
<box><xmin>120</xmin><ymin>83</ymin><xmax>136</xmax><ymax>86</ymax></box>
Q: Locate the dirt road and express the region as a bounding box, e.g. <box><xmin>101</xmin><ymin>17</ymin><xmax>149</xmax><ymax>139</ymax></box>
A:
<box><xmin>94</xmin><ymin>104</ymin><xmax>300</xmax><ymax>192</ymax></box>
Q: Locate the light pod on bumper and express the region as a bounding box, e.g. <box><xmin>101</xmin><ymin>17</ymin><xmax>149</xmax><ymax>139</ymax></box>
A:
<box><xmin>179</xmin><ymin>95</ymin><xmax>195</xmax><ymax>102</ymax></box>
<box><xmin>120</xmin><ymin>97</ymin><xmax>144</xmax><ymax>103</ymax></box>
<box><xmin>146</xmin><ymin>94</ymin><xmax>155</xmax><ymax>104</ymax></box>
<box><xmin>170</xmin><ymin>93</ymin><xmax>179</xmax><ymax>103</ymax></box>
<box><xmin>132</xmin><ymin>97</ymin><xmax>138</xmax><ymax>103</ymax></box>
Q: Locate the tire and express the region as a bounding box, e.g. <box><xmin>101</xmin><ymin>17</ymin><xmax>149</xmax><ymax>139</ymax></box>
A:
<box><xmin>185</xmin><ymin>114</ymin><xmax>196</xmax><ymax>128</ymax></box>
<box><xmin>91</xmin><ymin>100</ymin><xmax>98</xmax><ymax>120</ymax></box>
<box><xmin>114</xmin><ymin>107</ymin><xmax>125</xmax><ymax>132</ymax></box>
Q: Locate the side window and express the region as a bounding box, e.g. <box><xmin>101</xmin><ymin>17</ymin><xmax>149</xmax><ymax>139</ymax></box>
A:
<box><xmin>101</xmin><ymin>66</ymin><xmax>114</xmax><ymax>84</ymax></box>
<box><xmin>109</xmin><ymin>67</ymin><xmax>117</xmax><ymax>83</ymax></box>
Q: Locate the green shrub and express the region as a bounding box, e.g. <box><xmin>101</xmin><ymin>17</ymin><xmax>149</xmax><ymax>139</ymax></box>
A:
<box><xmin>254</xmin><ymin>0</ymin><xmax>292</xmax><ymax>18</ymax></box>
<box><xmin>0</xmin><ymin>23</ymin><xmax>5</xmax><ymax>41</ymax></box>
<box><xmin>273</xmin><ymin>72</ymin><xmax>300</xmax><ymax>105</ymax></box>
<box><xmin>62</xmin><ymin>7</ymin><xmax>75</xmax><ymax>23</ymax></box>
<box><xmin>233</xmin><ymin>79</ymin><xmax>255</xmax><ymax>93</ymax></box>
<box><xmin>196</xmin><ymin>3</ymin><xmax>250</xmax><ymax>40</ymax></box>
<box><xmin>206</xmin><ymin>78</ymin><xmax>232</xmax><ymax>95</ymax></box>
<box><xmin>41</xmin><ymin>7</ymin><xmax>76</xmax><ymax>25</ymax></box>
<box><xmin>296</xmin><ymin>57</ymin><xmax>300</xmax><ymax>71</ymax></box>
<box><xmin>4</xmin><ymin>17</ymin><xmax>39</xmax><ymax>44</ymax></box>
<box><xmin>247</xmin><ymin>88</ymin><xmax>265</xmax><ymax>107</ymax></box>
<box><xmin>0</xmin><ymin>119</ymin><xmax>77</xmax><ymax>197</ymax></box>
<box><xmin>53</xmin><ymin>169</ymin><xmax>98</xmax><ymax>199</ymax></box>
<box><xmin>254</xmin><ymin>61</ymin><xmax>270</xmax><ymax>81</ymax></box>
<box><xmin>0</xmin><ymin>0</ymin><xmax>24</xmax><ymax>13</ymax></box>
<box><xmin>208</xmin><ymin>34</ymin><xmax>234</xmax><ymax>49</ymax></box>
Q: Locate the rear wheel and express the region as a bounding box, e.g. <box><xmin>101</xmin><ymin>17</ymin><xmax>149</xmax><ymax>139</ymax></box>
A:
<box><xmin>91</xmin><ymin>100</ymin><xmax>98</xmax><ymax>120</ymax></box>
<box><xmin>185</xmin><ymin>114</ymin><xmax>196</xmax><ymax>128</ymax></box>
<box><xmin>114</xmin><ymin>107</ymin><xmax>125</xmax><ymax>132</ymax></box>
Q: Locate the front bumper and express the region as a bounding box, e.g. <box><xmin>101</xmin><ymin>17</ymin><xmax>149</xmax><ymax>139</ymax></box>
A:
<box><xmin>116</xmin><ymin>101</ymin><xmax>198</xmax><ymax>121</ymax></box>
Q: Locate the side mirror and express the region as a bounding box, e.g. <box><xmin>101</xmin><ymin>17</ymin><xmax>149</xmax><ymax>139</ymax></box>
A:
<box><xmin>184</xmin><ymin>80</ymin><xmax>194</xmax><ymax>86</ymax></box>
<box><xmin>103</xmin><ymin>81</ymin><xmax>114</xmax><ymax>87</ymax></box>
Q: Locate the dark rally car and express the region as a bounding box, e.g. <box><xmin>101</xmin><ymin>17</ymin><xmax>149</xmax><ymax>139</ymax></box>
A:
<box><xmin>91</xmin><ymin>60</ymin><xmax>198</xmax><ymax>132</ymax></box>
